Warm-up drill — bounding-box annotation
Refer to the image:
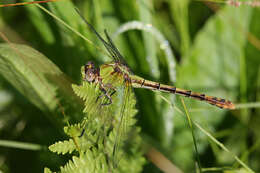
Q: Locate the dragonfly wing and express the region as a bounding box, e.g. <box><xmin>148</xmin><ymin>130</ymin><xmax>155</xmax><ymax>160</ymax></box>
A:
<box><xmin>112</xmin><ymin>78</ymin><xmax>132</xmax><ymax>167</ymax></box>
<box><xmin>104</xmin><ymin>30</ymin><xmax>128</xmax><ymax>65</ymax></box>
<box><xmin>75</xmin><ymin>8</ymin><xmax>121</xmax><ymax>62</ymax></box>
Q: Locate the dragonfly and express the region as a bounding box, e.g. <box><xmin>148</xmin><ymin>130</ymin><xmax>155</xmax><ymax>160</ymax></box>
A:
<box><xmin>75</xmin><ymin>9</ymin><xmax>235</xmax><ymax>166</ymax></box>
<box><xmin>76</xmin><ymin>10</ymin><xmax>235</xmax><ymax>110</ymax></box>
<box><xmin>0</xmin><ymin>0</ymin><xmax>235</xmax><ymax>110</ymax></box>
<box><xmin>0</xmin><ymin>0</ymin><xmax>235</xmax><ymax>109</ymax></box>
<box><xmin>0</xmin><ymin>1</ymin><xmax>235</xmax><ymax>168</ymax></box>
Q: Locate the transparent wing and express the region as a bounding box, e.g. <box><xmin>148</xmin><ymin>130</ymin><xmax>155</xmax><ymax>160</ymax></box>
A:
<box><xmin>75</xmin><ymin>8</ymin><xmax>125</xmax><ymax>63</ymax></box>
<box><xmin>112</xmin><ymin>78</ymin><xmax>132</xmax><ymax>167</ymax></box>
<box><xmin>74</xmin><ymin>81</ymin><xmax>114</xmax><ymax>140</ymax></box>
<box><xmin>104</xmin><ymin>30</ymin><xmax>129</xmax><ymax>66</ymax></box>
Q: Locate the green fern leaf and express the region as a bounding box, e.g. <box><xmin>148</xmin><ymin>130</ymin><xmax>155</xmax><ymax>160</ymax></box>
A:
<box><xmin>49</xmin><ymin>139</ymin><xmax>76</xmax><ymax>155</ymax></box>
<box><xmin>50</xmin><ymin>122</ymin><xmax>100</xmax><ymax>155</ymax></box>
<box><xmin>49</xmin><ymin>65</ymin><xmax>145</xmax><ymax>172</ymax></box>
<box><xmin>64</xmin><ymin>123</ymin><xmax>82</xmax><ymax>137</ymax></box>
<box><xmin>60</xmin><ymin>150</ymin><xmax>109</xmax><ymax>173</ymax></box>
<box><xmin>44</xmin><ymin>167</ymin><xmax>53</xmax><ymax>173</ymax></box>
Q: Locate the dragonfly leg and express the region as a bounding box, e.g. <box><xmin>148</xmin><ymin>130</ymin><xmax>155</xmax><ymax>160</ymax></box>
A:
<box><xmin>78</xmin><ymin>117</ymin><xmax>89</xmax><ymax>137</ymax></box>
<box><xmin>95</xmin><ymin>87</ymin><xmax>116</xmax><ymax>106</ymax></box>
<box><xmin>96</xmin><ymin>90</ymin><xmax>116</xmax><ymax>106</ymax></box>
<box><xmin>95</xmin><ymin>86</ymin><xmax>107</xmax><ymax>102</ymax></box>
<box><xmin>110</xmin><ymin>89</ymin><xmax>116</xmax><ymax>97</ymax></box>
<box><xmin>96</xmin><ymin>93</ymin><xmax>105</xmax><ymax>102</ymax></box>
<box><xmin>79</xmin><ymin>128</ymin><xmax>85</xmax><ymax>137</ymax></box>
<box><xmin>102</xmin><ymin>88</ymin><xmax>116</xmax><ymax>105</ymax></box>
<box><xmin>101</xmin><ymin>94</ymin><xmax>113</xmax><ymax>106</ymax></box>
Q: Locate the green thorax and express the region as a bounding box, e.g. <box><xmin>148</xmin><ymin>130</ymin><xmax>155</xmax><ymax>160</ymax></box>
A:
<box><xmin>81</xmin><ymin>62</ymin><xmax>145</xmax><ymax>88</ymax></box>
<box><xmin>100</xmin><ymin>62</ymin><xmax>147</xmax><ymax>88</ymax></box>
<box><xmin>99</xmin><ymin>62</ymin><xmax>131</xmax><ymax>88</ymax></box>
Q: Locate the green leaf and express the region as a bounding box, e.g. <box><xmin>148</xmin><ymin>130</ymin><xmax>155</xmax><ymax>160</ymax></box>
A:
<box><xmin>49</xmin><ymin>139</ymin><xmax>77</xmax><ymax>155</ymax></box>
<box><xmin>24</xmin><ymin>0</ymin><xmax>55</xmax><ymax>44</ymax></box>
<box><xmin>72</xmin><ymin>82</ymin><xmax>102</xmax><ymax>117</ymax></box>
<box><xmin>179</xmin><ymin>6</ymin><xmax>251</xmax><ymax>120</ymax></box>
<box><xmin>0</xmin><ymin>43</ymin><xmax>58</xmax><ymax>110</ymax></box>
<box><xmin>174</xmin><ymin>6</ymin><xmax>252</xmax><ymax>168</ymax></box>
<box><xmin>169</xmin><ymin>0</ymin><xmax>190</xmax><ymax>55</ymax></box>
<box><xmin>49</xmin><ymin>66</ymin><xmax>145</xmax><ymax>172</ymax></box>
<box><xmin>0</xmin><ymin>43</ymin><xmax>79</xmax><ymax>121</ymax></box>
<box><xmin>44</xmin><ymin>167</ymin><xmax>53</xmax><ymax>173</ymax></box>
<box><xmin>60</xmin><ymin>151</ymin><xmax>109</xmax><ymax>173</ymax></box>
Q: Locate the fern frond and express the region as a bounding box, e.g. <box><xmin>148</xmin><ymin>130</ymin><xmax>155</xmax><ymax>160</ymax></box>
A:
<box><xmin>50</xmin><ymin>122</ymin><xmax>102</xmax><ymax>155</ymax></box>
<box><xmin>49</xmin><ymin>139</ymin><xmax>76</xmax><ymax>155</ymax></box>
<box><xmin>72</xmin><ymin>82</ymin><xmax>103</xmax><ymax>118</ymax></box>
<box><xmin>49</xmin><ymin>68</ymin><xmax>146</xmax><ymax>172</ymax></box>
<box><xmin>64</xmin><ymin>123</ymin><xmax>82</xmax><ymax>137</ymax></box>
<box><xmin>44</xmin><ymin>167</ymin><xmax>53</xmax><ymax>173</ymax></box>
<box><xmin>60</xmin><ymin>150</ymin><xmax>109</xmax><ymax>173</ymax></box>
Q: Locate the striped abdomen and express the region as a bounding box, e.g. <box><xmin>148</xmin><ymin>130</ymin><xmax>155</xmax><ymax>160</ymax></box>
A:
<box><xmin>131</xmin><ymin>78</ymin><xmax>235</xmax><ymax>110</ymax></box>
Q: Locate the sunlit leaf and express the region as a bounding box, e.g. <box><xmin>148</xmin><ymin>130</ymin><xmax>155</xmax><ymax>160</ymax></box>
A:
<box><xmin>0</xmin><ymin>43</ymin><xmax>77</xmax><ymax>120</ymax></box>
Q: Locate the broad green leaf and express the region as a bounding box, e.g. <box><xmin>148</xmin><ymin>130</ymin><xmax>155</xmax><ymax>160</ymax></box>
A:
<box><xmin>0</xmin><ymin>43</ymin><xmax>76</xmax><ymax>119</ymax></box>
<box><xmin>174</xmin><ymin>6</ymin><xmax>252</xmax><ymax>168</ymax></box>
<box><xmin>178</xmin><ymin>6</ymin><xmax>251</xmax><ymax>122</ymax></box>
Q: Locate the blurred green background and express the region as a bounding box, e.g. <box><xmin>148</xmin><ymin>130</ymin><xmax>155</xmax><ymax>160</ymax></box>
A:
<box><xmin>0</xmin><ymin>0</ymin><xmax>259</xmax><ymax>172</ymax></box>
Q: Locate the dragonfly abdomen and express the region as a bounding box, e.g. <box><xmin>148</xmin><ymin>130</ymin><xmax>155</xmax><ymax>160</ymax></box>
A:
<box><xmin>131</xmin><ymin>77</ymin><xmax>235</xmax><ymax>109</ymax></box>
<box><xmin>160</xmin><ymin>84</ymin><xmax>235</xmax><ymax>109</ymax></box>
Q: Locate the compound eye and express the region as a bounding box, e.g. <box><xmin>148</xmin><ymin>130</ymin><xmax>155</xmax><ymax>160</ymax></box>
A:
<box><xmin>86</xmin><ymin>61</ymin><xmax>95</xmax><ymax>69</ymax></box>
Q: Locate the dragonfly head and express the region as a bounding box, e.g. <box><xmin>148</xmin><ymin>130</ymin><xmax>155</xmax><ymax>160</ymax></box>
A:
<box><xmin>86</xmin><ymin>61</ymin><xmax>95</xmax><ymax>69</ymax></box>
<box><xmin>83</xmin><ymin>61</ymin><xmax>97</xmax><ymax>82</ymax></box>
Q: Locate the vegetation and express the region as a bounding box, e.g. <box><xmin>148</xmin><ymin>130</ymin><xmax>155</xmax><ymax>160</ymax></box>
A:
<box><xmin>0</xmin><ymin>0</ymin><xmax>259</xmax><ymax>172</ymax></box>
